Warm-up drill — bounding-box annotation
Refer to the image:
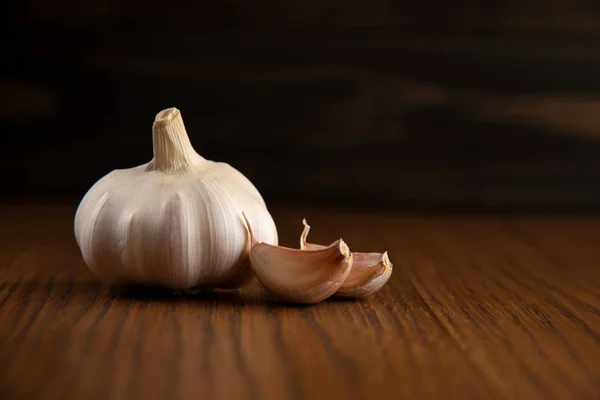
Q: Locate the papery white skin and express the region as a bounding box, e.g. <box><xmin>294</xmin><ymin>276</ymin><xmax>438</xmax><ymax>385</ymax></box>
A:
<box><xmin>74</xmin><ymin>107</ymin><xmax>278</xmax><ymax>290</ymax></box>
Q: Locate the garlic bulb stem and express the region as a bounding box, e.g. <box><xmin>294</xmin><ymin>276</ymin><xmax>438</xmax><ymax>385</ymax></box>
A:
<box><xmin>146</xmin><ymin>107</ymin><xmax>206</xmax><ymax>172</ymax></box>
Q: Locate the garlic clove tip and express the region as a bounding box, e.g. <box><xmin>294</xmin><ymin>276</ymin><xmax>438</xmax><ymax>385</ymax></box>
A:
<box><xmin>300</xmin><ymin>218</ymin><xmax>327</xmax><ymax>251</ymax></box>
<box><xmin>241</xmin><ymin>211</ymin><xmax>259</xmax><ymax>247</ymax></box>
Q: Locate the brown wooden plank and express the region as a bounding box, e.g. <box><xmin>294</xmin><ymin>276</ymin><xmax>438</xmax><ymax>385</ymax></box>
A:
<box><xmin>1</xmin><ymin>205</ymin><xmax>600</xmax><ymax>399</ymax></box>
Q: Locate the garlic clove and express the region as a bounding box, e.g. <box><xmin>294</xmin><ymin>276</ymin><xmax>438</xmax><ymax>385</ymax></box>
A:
<box><xmin>300</xmin><ymin>219</ymin><xmax>393</xmax><ymax>298</ymax></box>
<box><xmin>242</xmin><ymin>214</ymin><xmax>353</xmax><ymax>304</ymax></box>
<box><xmin>335</xmin><ymin>251</ymin><xmax>392</xmax><ymax>298</ymax></box>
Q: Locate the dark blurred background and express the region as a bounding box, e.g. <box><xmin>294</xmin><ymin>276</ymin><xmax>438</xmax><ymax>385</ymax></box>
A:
<box><xmin>3</xmin><ymin>1</ymin><xmax>600</xmax><ymax>210</ymax></box>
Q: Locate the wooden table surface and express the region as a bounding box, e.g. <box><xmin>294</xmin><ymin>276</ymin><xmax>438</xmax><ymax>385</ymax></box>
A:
<box><xmin>1</xmin><ymin>205</ymin><xmax>600</xmax><ymax>400</ymax></box>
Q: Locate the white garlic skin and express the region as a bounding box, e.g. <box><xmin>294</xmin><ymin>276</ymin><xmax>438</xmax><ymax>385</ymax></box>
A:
<box><xmin>74</xmin><ymin>108</ymin><xmax>278</xmax><ymax>290</ymax></box>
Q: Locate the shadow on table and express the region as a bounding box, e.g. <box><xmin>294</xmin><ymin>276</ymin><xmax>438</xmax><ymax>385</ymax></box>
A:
<box><xmin>109</xmin><ymin>282</ymin><xmax>355</xmax><ymax>308</ymax></box>
<box><xmin>4</xmin><ymin>278</ymin><xmax>363</xmax><ymax>308</ymax></box>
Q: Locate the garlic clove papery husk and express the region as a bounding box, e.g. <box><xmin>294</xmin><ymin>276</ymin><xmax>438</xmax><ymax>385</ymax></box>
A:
<box><xmin>243</xmin><ymin>214</ymin><xmax>353</xmax><ymax>304</ymax></box>
<box><xmin>74</xmin><ymin>107</ymin><xmax>278</xmax><ymax>290</ymax></box>
<box><xmin>300</xmin><ymin>219</ymin><xmax>392</xmax><ymax>298</ymax></box>
<box><xmin>334</xmin><ymin>252</ymin><xmax>392</xmax><ymax>298</ymax></box>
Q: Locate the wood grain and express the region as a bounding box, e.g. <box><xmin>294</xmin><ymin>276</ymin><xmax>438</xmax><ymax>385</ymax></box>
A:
<box><xmin>1</xmin><ymin>205</ymin><xmax>600</xmax><ymax>399</ymax></box>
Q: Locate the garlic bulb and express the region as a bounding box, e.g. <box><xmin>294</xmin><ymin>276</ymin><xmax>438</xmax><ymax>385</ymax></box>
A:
<box><xmin>74</xmin><ymin>107</ymin><xmax>278</xmax><ymax>290</ymax></box>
